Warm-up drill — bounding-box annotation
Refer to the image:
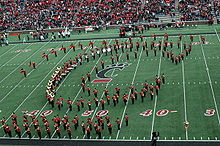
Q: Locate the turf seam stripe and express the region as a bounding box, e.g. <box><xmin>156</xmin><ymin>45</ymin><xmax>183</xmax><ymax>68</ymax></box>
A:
<box><xmin>150</xmin><ymin>37</ymin><xmax>164</xmax><ymax>140</ymax></box>
<box><xmin>181</xmin><ymin>37</ymin><xmax>188</xmax><ymax>140</ymax></box>
<box><xmin>199</xmin><ymin>36</ymin><xmax>220</xmax><ymax>125</ymax></box>
<box><xmin>20</xmin><ymin>40</ymin><xmax>79</xmax><ymax>138</ymax></box>
<box><xmin>116</xmin><ymin>40</ymin><xmax>144</xmax><ymax>139</ymax></box>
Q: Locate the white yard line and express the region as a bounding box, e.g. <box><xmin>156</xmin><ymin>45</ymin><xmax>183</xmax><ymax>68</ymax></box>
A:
<box><xmin>90</xmin><ymin>54</ymin><xmax>123</xmax><ymax>120</ymax></box>
<box><xmin>181</xmin><ymin>37</ymin><xmax>188</xmax><ymax>140</ymax></box>
<box><xmin>116</xmin><ymin>42</ymin><xmax>144</xmax><ymax>139</ymax></box>
<box><xmin>0</xmin><ymin>44</ymin><xmax>18</xmax><ymax>58</ymax></box>
<box><xmin>0</xmin><ymin>53</ymin><xmax>21</xmax><ymax>69</ymax></box>
<box><xmin>2</xmin><ymin>41</ymin><xmax>73</xmax><ymax>125</ymax></box>
<box><xmin>199</xmin><ymin>36</ymin><xmax>220</xmax><ymax>125</ymax></box>
<box><xmin>0</xmin><ymin>58</ymin><xmax>45</xmax><ymax>103</ymax></box>
<box><xmin>0</xmin><ymin>41</ymin><xmax>50</xmax><ymax>84</ymax></box>
<box><xmin>150</xmin><ymin>37</ymin><xmax>164</xmax><ymax>140</ymax></box>
<box><xmin>81</xmin><ymin>53</ymin><xmax>123</xmax><ymax>139</ymax></box>
<box><xmin>20</xmin><ymin>41</ymin><xmax>80</xmax><ymax>137</ymax></box>
<box><xmin>51</xmin><ymin>40</ymin><xmax>113</xmax><ymax>138</ymax></box>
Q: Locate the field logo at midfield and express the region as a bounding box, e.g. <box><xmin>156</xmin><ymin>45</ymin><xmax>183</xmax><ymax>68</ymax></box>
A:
<box><xmin>92</xmin><ymin>62</ymin><xmax>131</xmax><ymax>83</ymax></box>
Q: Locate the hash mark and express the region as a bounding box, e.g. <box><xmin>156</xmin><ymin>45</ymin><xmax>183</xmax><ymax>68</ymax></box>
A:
<box><xmin>201</xmin><ymin>137</ymin><xmax>203</xmax><ymax>140</ymax></box>
<box><xmin>193</xmin><ymin>137</ymin><xmax>195</xmax><ymax>140</ymax></box>
<box><xmin>215</xmin><ymin>137</ymin><xmax>217</xmax><ymax>140</ymax></box>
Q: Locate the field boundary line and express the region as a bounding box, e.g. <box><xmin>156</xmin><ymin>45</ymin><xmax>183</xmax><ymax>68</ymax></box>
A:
<box><xmin>181</xmin><ymin>37</ymin><xmax>188</xmax><ymax>140</ymax></box>
<box><xmin>199</xmin><ymin>36</ymin><xmax>220</xmax><ymax>125</ymax></box>
<box><xmin>1</xmin><ymin>136</ymin><xmax>220</xmax><ymax>141</ymax></box>
<box><xmin>116</xmin><ymin>39</ymin><xmax>144</xmax><ymax>139</ymax></box>
<box><xmin>8</xmin><ymin>32</ymin><xmax>220</xmax><ymax>46</ymax></box>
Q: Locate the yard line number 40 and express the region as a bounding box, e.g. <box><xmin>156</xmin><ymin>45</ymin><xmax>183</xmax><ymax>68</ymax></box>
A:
<box><xmin>23</xmin><ymin>109</ymin><xmax>214</xmax><ymax>117</ymax></box>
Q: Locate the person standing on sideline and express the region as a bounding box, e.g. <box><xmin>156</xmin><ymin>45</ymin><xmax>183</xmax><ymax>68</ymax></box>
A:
<box><xmin>151</xmin><ymin>131</ymin><xmax>159</xmax><ymax>146</ymax></box>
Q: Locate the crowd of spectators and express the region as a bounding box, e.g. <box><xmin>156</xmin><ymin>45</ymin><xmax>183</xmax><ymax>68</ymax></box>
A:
<box><xmin>213</xmin><ymin>1</ymin><xmax>220</xmax><ymax>17</ymax></box>
<box><xmin>0</xmin><ymin>0</ymin><xmax>176</xmax><ymax>31</ymax></box>
<box><xmin>178</xmin><ymin>0</ymin><xmax>214</xmax><ymax>21</ymax></box>
<box><xmin>0</xmin><ymin>0</ymin><xmax>217</xmax><ymax>31</ymax></box>
<box><xmin>213</xmin><ymin>1</ymin><xmax>220</xmax><ymax>24</ymax></box>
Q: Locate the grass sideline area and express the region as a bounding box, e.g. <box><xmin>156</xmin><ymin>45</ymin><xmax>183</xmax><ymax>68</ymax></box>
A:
<box><xmin>0</xmin><ymin>25</ymin><xmax>220</xmax><ymax>142</ymax></box>
<box><xmin>5</xmin><ymin>24</ymin><xmax>220</xmax><ymax>43</ymax></box>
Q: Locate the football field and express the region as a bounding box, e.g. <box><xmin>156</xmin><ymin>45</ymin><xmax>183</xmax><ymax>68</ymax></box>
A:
<box><xmin>0</xmin><ymin>25</ymin><xmax>220</xmax><ymax>142</ymax></box>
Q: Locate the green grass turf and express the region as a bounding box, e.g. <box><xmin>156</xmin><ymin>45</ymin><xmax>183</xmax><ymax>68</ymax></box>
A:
<box><xmin>0</xmin><ymin>25</ymin><xmax>220</xmax><ymax>141</ymax></box>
